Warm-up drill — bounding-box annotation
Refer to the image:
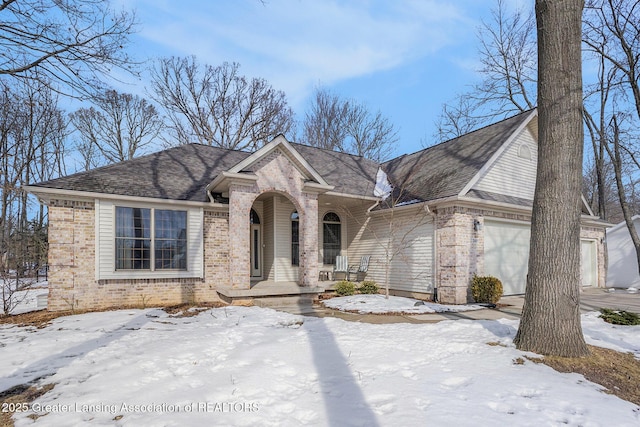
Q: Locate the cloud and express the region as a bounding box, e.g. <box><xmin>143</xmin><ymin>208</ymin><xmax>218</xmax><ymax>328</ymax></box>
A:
<box><xmin>129</xmin><ymin>0</ymin><xmax>476</xmax><ymax>108</ymax></box>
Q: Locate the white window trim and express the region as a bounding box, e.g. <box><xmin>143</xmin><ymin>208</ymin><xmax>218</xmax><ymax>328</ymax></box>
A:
<box><xmin>95</xmin><ymin>199</ymin><xmax>204</xmax><ymax>280</ymax></box>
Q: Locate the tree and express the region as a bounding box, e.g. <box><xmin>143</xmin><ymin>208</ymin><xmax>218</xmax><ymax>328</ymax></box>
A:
<box><xmin>70</xmin><ymin>90</ymin><xmax>164</xmax><ymax>166</ymax></box>
<box><xmin>514</xmin><ymin>0</ymin><xmax>589</xmax><ymax>357</ymax></box>
<box><xmin>302</xmin><ymin>87</ymin><xmax>398</xmax><ymax>161</ymax></box>
<box><xmin>150</xmin><ymin>57</ymin><xmax>294</xmax><ymax>151</ymax></box>
<box><xmin>0</xmin><ymin>0</ymin><xmax>138</xmax><ymax>97</ymax></box>
<box><xmin>433</xmin><ymin>0</ymin><xmax>536</xmax><ymax>142</ymax></box>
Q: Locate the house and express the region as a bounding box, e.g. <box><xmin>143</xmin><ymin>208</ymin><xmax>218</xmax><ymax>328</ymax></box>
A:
<box><xmin>25</xmin><ymin>109</ymin><xmax>608</xmax><ymax>311</ymax></box>
<box><xmin>606</xmin><ymin>216</ymin><xmax>640</xmax><ymax>288</ymax></box>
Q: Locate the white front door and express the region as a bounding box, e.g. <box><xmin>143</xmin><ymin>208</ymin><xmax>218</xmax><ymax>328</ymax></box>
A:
<box><xmin>581</xmin><ymin>239</ymin><xmax>597</xmax><ymax>287</ymax></box>
<box><xmin>250</xmin><ymin>224</ymin><xmax>261</xmax><ymax>278</ymax></box>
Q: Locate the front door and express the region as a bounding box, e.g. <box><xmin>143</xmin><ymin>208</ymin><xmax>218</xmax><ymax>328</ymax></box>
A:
<box><xmin>250</xmin><ymin>224</ymin><xmax>261</xmax><ymax>278</ymax></box>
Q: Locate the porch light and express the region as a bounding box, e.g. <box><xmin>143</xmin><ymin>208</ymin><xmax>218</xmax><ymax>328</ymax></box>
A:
<box><xmin>473</xmin><ymin>219</ymin><xmax>482</xmax><ymax>232</ymax></box>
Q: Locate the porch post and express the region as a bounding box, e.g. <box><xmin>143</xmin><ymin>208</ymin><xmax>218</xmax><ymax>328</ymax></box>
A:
<box><xmin>228</xmin><ymin>184</ymin><xmax>253</xmax><ymax>289</ymax></box>
<box><xmin>300</xmin><ymin>193</ymin><xmax>319</xmax><ymax>287</ymax></box>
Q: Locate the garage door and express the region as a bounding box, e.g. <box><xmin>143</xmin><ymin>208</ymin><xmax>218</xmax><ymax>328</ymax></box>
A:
<box><xmin>484</xmin><ymin>220</ymin><xmax>530</xmax><ymax>295</ymax></box>
<box><xmin>485</xmin><ymin>220</ymin><xmax>598</xmax><ymax>294</ymax></box>
<box><xmin>581</xmin><ymin>239</ymin><xmax>597</xmax><ymax>287</ymax></box>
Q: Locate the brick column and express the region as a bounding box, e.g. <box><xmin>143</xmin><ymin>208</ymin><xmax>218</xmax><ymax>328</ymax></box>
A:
<box><xmin>436</xmin><ymin>208</ymin><xmax>482</xmax><ymax>304</ymax></box>
<box><xmin>299</xmin><ymin>193</ymin><xmax>319</xmax><ymax>287</ymax></box>
<box><xmin>228</xmin><ymin>184</ymin><xmax>254</xmax><ymax>289</ymax></box>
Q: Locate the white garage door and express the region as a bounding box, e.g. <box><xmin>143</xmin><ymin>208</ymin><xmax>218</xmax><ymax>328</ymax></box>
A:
<box><xmin>484</xmin><ymin>220</ymin><xmax>598</xmax><ymax>294</ymax></box>
<box><xmin>484</xmin><ymin>220</ymin><xmax>530</xmax><ymax>295</ymax></box>
<box><xmin>581</xmin><ymin>239</ymin><xmax>597</xmax><ymax>287</ymax></box>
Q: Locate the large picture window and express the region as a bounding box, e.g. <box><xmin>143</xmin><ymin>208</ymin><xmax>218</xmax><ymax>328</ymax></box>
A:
<box><xmin>115</xmin><ymin>207</ymin><xmax>187</xmax><ymax>270</ymax></box>
<box><xmin>323</xmin><ymin>212</ymin><xmax>341</xmax><ymax>265</ymax></box>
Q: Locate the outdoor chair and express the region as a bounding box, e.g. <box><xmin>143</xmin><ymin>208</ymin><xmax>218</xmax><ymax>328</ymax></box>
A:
<box><xmin>333</xmin><ymin>255</ymin><xmax>349</xmax><ymax>281</ymax></box>
<box><xmin>348</xmin><ymin>255</ymin><xmax>371</xmax><ymax>282</ymax></box>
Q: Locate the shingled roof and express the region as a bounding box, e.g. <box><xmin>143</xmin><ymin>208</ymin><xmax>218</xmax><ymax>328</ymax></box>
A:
<box><xmin>30</xmin><ymin>111</ymin><xmax>535</xmax><ymax>204</ymax></box>
<box><xmin>30</xmin><ymin>141</ymin><xmax>380</xmax><ymax>202</ymax></box>
<box><xmin>381</xmin><ymin>110</ymin><xmax>535</xmax><ymax>205</ymax></box>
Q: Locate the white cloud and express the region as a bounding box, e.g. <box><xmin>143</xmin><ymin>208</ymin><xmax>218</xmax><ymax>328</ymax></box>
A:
<box><xmin>128</xmin><ymin>0</ymin><xmax>476</xmax><ymax>108</ymax></box>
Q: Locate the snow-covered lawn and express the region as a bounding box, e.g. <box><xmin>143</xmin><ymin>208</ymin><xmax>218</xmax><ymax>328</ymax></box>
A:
<box><xmin>1</xmin><ymin>306</ymin><xmax>639</xmax><ymax>426</ymax></box>
<box><xmin>323</xmin><ymin>294</ymin><xmax>484</xmax><ymax>314</ymax></box>
<box><xmin>0</xmin><ymin>279</ymin><xmax>48</xmax><ymax>315</ymax></box>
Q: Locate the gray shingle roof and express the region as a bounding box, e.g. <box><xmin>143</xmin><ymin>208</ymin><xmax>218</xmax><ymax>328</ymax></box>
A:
<box><xmin>30</xmin><ymin>111</ymin><xmax>534</xmax><ymax>204</ymax></box>
<box><xmin>381</xmin><ymin>110</ymin><xmax>534</xmax><ymax>204</ymax></box>
<box><xmin>32</xmin><ymin>144</ymin><xmax>251</xmax><ymax>202</ymax></box>
<box><xmin>31</xmin><ymin>142</ymin><xmax>380</xmax><ymax>202</ymax></box>
<box><xmin>291</xmin><ymin>143</ymin><xmax>379</xmax><ymax>196</ymax></box>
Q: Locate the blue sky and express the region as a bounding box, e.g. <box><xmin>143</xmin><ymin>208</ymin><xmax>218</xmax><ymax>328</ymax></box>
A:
<box><xmin>112</xmin><ymin>0</ymin><xmax>529</xmax><ymax>157</ymax></box>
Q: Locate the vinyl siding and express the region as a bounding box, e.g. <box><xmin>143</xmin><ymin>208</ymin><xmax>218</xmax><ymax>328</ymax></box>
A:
<box><xmin>347</xmin><ymin>208</ymin><xmax>434</xmax><ymax>293</ymax></box>
<box><xmin>472</xmin><ymin>126</ymin><xmax>538</xmax><ymax>200</ymax></box>
<box><xmin>274</xmin><ymin>196</ymin><xmax>298</xmax><ymax>281</ymax></box>
<box><xmin>96</xmin><ymin>199</ymin><xmax>203</xmax><ymax>280</ymax></box>
<box><xmin>262</xmin><ymin>198</ymin><xmax>275</xmax><ymax>281</ymax></box>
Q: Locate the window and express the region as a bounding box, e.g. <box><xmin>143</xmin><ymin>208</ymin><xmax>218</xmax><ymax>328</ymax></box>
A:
<box><xmin>115</xmin><ymin>207</ymin><xmax>187</xmax><ymax>270</ymax></box>
<box><xmin>323</xmin><ymin>212</ymin><xmax>341</xmax><ymax>265</ymax></box>
<box><xmin>291</xmin><ymin>211</ymin><xmax>299</xmax><ymax>266</ymax></box>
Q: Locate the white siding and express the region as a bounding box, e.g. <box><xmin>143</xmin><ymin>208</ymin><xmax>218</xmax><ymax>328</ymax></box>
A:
<box><xmin>472</xmin><ymin>127</ymin><xmax>538</xmax><ymax>200</ymax></box>
<box><xmin>262</xmin><ymin>198</ymin><xmax>275</xmax><ymax>281</ymax></box>
<box><xmin>274</xmin><ymin>197</ymin><xmax>298</xmax><ymax>282</ymax></box>
<box><xmin>96</xmin><ymin>199</ymin><xmax>203</xmax><ymax>280</ymax></box>
<box><xmin>347</xmin><ymin>208</ymin><xmax>434</xmax><ymax>293</ymax></box>
<box><xmin>606</xmin><ymin>218</ymin><xmax>640</xmax><ymax>288</ymax></box>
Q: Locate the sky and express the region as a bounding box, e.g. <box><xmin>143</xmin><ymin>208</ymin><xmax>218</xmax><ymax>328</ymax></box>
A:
<box><xmin>110</xmin><ymin>0</ymin><xmax>530</xmax><ymax>157</ymax></box>
<box><xmin>3</xmin><ymin>302</ymin><xmax>640</xmax><ymax>425</ymax></box>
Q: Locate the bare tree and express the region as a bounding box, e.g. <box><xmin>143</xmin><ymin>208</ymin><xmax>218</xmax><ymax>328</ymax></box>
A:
<box><xmin>150</xmin><ymin>57</ymin><xmax>294</xmax><ymax>151</ymax></box>
<box><xmin>514</xmin><ymin>0</ymin><xmax>588</xmax><ymax>357</ymax></box>
<box><xmin>0</xmin><ymin>0</ymin><xmax>138</xmax><ymax>97</ymax></box>
<box><xmin>606</xmin><ymin>114</ymin><xmax>640</xmax><ymax>278</ymax></box>
<box><xmin>303</xmin><ymin>87</ymin><xmax>398</xmax><ymax>161</ymax></box>
<box><xmin>70</xmin><ymin>90</ymin><xmax>164</xmax><ymax>165</ymax></box>
<box><xmin>0</xmin><ymin>79</ymin><xmax>65</xmax><ymax>313</ymax></box>
<box><xmin>433</xmin><ymin>0</ymin><xmax>536</xmax><ymax>142</ymax></box>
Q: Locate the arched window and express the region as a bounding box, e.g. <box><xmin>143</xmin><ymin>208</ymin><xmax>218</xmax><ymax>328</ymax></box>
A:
<box><xmin>291</xmin><ymin>211</ymin><xmax>299</xmax><ymax>266</ymax></box>
<box><xmin>323</xmin><ymin>212</ymin><xmax>341</xmax><ymax>265</ymax></box>
<box><xmin>250</xmin><ymin>208</ymin><xmax>260</xmax><ymax>224</ymax></box>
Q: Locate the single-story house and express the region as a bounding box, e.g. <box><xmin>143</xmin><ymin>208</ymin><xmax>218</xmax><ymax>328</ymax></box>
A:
<box><xmin>606</xmin><ymin>216</ymin><xmax>640</xmax><ymax>288</ymax></box>
<box><xmin>26</xmin><ymin>109</ymin><xmax>608</xmax><ymax>311</ymax></box>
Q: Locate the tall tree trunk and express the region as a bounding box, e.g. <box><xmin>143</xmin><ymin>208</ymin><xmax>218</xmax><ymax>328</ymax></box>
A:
<box><xmin>514</xmin><ymin>0</ymin><xmax>588</xmax><ymax>357</ymax></box>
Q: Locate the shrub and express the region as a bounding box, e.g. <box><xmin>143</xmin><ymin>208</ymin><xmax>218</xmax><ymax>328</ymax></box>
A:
<box><xmin>471</xmin><ymin>275</ymin><xmax>503</xmax><ymax>304</ymax></box>
<box><xmin>334</xmin><ymin>280</ymin><xmax>356</xmax><ymax>296</ymax></box>
<box><xmin>358</xmin><ymin>281</ymin><xmax>379</xmax><ymax>294</ymax></box>
<box><xmin>599</xmin><ymin>308</ymin><xmax>640</xmax><ymax>325</ymax></box>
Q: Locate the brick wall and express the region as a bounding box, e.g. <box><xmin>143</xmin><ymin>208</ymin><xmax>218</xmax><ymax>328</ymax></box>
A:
<box><xmin>46</xmin><ymin>200</ymin><xmax>229</xmax><ymax>311</ymax></box>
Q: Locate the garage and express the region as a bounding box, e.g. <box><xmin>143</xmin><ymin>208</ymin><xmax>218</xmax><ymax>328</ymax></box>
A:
<box><xmin>484</xmin><ymin>220</ymin><xmax>530</xmax><ymax>295</ymax></box>
<box><xmin>484</xmin><ymin>219</ymin><xmax>598</xmax><ymax>295</ymax></box>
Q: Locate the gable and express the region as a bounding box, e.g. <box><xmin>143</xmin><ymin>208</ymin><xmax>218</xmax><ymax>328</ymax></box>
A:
<box><xmin>469</xmin><ymin>121</ymin><xmax>538</xmax><ymax>200</ymax></box>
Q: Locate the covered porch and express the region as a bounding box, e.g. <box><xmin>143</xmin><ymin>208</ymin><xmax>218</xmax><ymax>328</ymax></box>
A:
<box><xmin>216</xmin><ymin>280</ymin><xmax>339</xmax><ymax>306</ymax></box>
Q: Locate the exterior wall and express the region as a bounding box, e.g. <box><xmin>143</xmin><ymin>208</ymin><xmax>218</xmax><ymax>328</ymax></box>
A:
<box><xmin>346</xmin><ymin>205</ymin><xmax>434</xmax><ymax>294</ymax></box>
<box><xmin>606</xmin><ymin>219</ymin><xmax>640</xmax><ymax>288</ymax></box>
<box><xmin>228</xmin><ymin>149</ymin><xmax>319</xmax><ymax>288</ymax></box>
<box><xmin>472</xmin><ymin>125</ymin><xmax>538</xmax><ymax>200</ymax></box>
<box><xmin>436</xmin><ymin>207</ymin><xmax>484</xmax><ymax>304</ymax></box>
<box><xmin>435</xmin><ymin>204</ymin><xmax>607</xmax><ymax>304</ymax></box>
<box><xmin>262</xmin><ymin>198</ymin><xmax>275</xmax><ymax>281</ymax></box>
<box><xmin>47</xmin><ymin>199</ymin><xmax>228</xmax><ymax>312</ymax></box>
<box><xmin>274</xmin><ymin>196</ymin><xmax>298</xmax><ymax>281</ymax></box>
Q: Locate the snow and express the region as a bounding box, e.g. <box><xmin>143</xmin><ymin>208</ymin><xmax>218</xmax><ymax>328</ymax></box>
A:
<box><xmin>0</xmin><ymin>279</ymin><xmax>48</xmax><ymax>315</ymax></box>
<box><xmin>2</xmin><ymin>307</ymin><xmax>639</xmax><ymax>426</ymax></box>
<box><xmin>323</xmin><ymin>294</ymin><xmax>484</xmax><ymax>314</ymax></box>
<box><xmin>373</xmin><ymin>168</ymin><xmax>392</xmax><ymax>200</ymax></box>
